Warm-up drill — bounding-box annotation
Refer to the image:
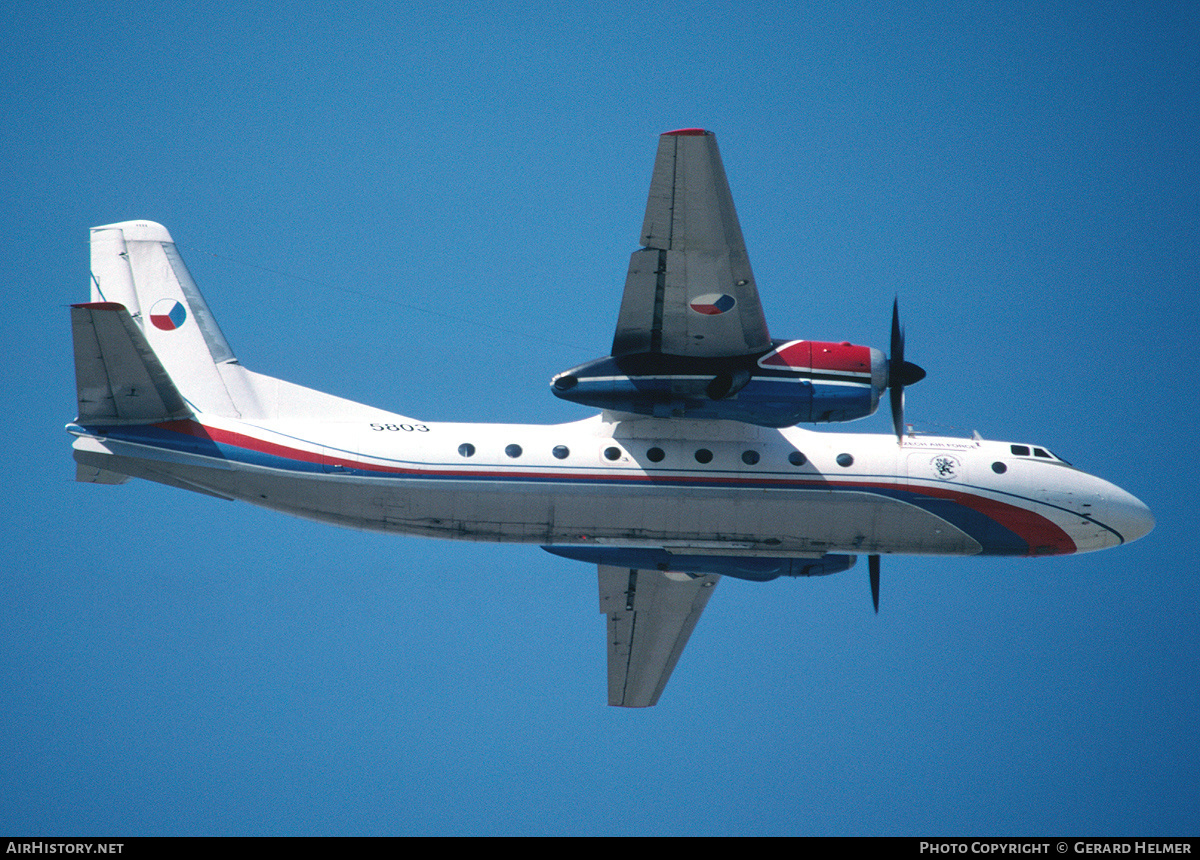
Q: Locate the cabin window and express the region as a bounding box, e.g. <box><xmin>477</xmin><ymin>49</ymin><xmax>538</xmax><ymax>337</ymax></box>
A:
<box><xmin>458</xmin><ymin>443</ymin><xmax>475</xmax><ymax>458</ymax></box>
<box><xmin>836</xmin><ymin>453</ymin><xmax>854</xmax><ymax>467</ymax></box>
<box><xmin>505</xmin><ymin>444</ymin><xmax>522</xmax><ymax>458</ymax></box>
<box><xmin>604</xmin><ymin>446</ymin><xmax>621</xmax><ymax>461</ymax></box>
<box><xmin>646</xmin><ymin>447</ymin><xmax>665</xmax><ymax>462</ymax></box>
<box><xmin>992</xmin><ymin>461</ymin><xmax>1007</xmax><ymax>474</ymax></box>
<box><xmin>694</xmin><ymin>448</ymin><xmax>713</xmax><ymax>464</ymax></box>
<box><xmin>788</xmin><ymin>451</ymin><xmax>807</xmax><ymax>466</ymax></box>
<box><xmin>552</xmin><ymin>445</ymin><xmax>569</xmax><ymax>460</ymax></box>
<box><xmin>741</xmin><ymin>450</ymin><xmax>760</xmax><ymax>465</ymax></box>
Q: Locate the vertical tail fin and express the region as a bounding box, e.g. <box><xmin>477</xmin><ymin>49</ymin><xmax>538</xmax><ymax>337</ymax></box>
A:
<box><xmin>82</xmin><ymin>220</ymin><xmax>416</xmax><ymax>424</ymax></box>
<box><xmin>88</xmin><ymin>220</ymin><xmax>257</xmax><ymax>418</ymax></box>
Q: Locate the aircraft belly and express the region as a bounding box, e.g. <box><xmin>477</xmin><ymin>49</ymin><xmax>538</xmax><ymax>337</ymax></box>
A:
<box><xmin>380</xmin><ymin>481</ymin><xmax>983</xmax><ymax>555</ymax></box>
<box><xmin>273</xmin><ymin>473</ymin><xmax>983</xmax><ymax>555</ymax></box>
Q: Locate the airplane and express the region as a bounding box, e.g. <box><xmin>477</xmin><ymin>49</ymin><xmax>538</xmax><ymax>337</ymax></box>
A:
<box><xmin>67</xmin><ymin>129</ymin><xmax>1154</xmax><ymax>707</ymax></box>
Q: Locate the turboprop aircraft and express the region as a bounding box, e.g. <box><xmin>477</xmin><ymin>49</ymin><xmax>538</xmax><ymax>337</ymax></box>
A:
<box><xmin>68</xmin><ymin>129</ymin><xmax>1154</xmax><ymax>707</ymax></box>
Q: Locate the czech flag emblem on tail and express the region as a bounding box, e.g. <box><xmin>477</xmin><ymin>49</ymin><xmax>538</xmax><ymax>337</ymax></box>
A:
<box><xmin>688</xmin><ymin>293</ymin><xmax>736</xmax><ymax>315</ymax></box>
<box><xmin>150</xmin><ymin>299</ymin><xmax>187</xmax><ymax>331</ymax></box>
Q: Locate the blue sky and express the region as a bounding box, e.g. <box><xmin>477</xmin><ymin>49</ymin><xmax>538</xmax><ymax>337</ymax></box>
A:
<box><xmin>4</xmin><ymin>0</ymin><xmax>1197</xmax><ymax>836</ymax></box>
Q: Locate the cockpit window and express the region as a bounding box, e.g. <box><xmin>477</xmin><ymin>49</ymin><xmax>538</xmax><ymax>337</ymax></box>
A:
<box><xmin>1007</xmin><ymin>444</ymin><xmax>1069</xmax><ymax>465</ymax></box>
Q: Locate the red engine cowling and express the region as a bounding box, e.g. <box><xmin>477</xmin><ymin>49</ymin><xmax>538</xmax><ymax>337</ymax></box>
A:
<box><xmin>756</xmin><ymin>340</ymin><xmax>889</xmax><ymax>423</ymax></box>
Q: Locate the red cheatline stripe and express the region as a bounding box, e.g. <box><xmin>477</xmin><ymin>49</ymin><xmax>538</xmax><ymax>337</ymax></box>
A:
<box><xmin>157</xmin><ymin>419</ymin><xmax>326</xmax><ymax>466</ymax></box>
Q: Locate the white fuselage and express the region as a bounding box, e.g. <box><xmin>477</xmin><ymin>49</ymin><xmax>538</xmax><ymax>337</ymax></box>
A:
<box><xmin>70</xmin><ymin>407</ymin><xmax>1154</xmax><ymax>559</ymax></box>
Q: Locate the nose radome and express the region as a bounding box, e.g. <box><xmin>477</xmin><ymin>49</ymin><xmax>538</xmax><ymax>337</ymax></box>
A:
<box><xmin>1106</xmin><ymin>485</ymin><xmax>1155</xmax><ymax>545</ymax></box>
<box><xmin>1121</xmin><ymin>493</ymin><xmax>1155</xmax><ymax>544</ymax></box>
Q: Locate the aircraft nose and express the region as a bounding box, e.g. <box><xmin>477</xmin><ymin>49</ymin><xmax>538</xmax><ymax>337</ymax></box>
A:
<box><xmin>1103</xmin><ymin>485</ymin><xmax>1155</xmax><ymax>546</ymax></box>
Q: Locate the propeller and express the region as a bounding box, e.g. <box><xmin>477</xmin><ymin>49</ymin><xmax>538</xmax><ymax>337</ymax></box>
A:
<box><xmin>887</xmin><ymin>298</ymin><xmax>926</xmax><ymax>444</ymax></box>
<box><xmin>869</xmin><ymin>554</ymin><xmax>880</xmax><ymax>614</ymax></box>
<box><xmin>869</xmin><ymin>300</ymin><xmax>924</xmax><ymax>612</ymax></box>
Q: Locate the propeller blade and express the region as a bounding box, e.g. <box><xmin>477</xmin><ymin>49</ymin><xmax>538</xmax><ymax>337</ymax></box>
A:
<box><xmin>869</xmin><ymin>554</ymin><xmax>880</xmax><ymax>614</ymax></box>
<box><xmin>887</xmin><ymin>298</ymin><xmax>925</xmax><ymax>445</ymax></box>
<box><xmin>891</xmin><ymin>384</ymin><xmax>905</xmax><ymax>444</ymax></box>
<box><xmin>891</xmin><ymin>298</ymin><xmax>904</xmax><ymax>367</ymax></box>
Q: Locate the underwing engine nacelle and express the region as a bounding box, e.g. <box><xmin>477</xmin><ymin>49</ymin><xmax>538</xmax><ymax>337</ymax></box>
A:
<box><xmin>552</xmin><ymin>339</ymin><xmax>893</xmax><ymax>428</ymax></box>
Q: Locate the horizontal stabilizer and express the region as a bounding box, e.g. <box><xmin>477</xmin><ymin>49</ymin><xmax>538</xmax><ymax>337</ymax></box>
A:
<box><xmin>71</xmin><ymin>302</ymin><xmax>192</xmax><ymax>422</ymax></box>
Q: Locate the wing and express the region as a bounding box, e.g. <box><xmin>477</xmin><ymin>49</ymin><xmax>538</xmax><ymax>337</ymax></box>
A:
<box><xmin>598</xmin><ymin>563</ymin><xmax>719</xmax><ymax>707</ymax></box>
<box><xmin>611</xmin><ymin>129</ymin><xmax>770</xmax><ymax>359</ymax></box>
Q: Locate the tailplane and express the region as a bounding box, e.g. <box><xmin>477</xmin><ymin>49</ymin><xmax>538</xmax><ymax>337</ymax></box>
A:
<box><xmin>70</xmin><ymin>302</ymin><xmax>191</xmax><ymax>422</ymax></box>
